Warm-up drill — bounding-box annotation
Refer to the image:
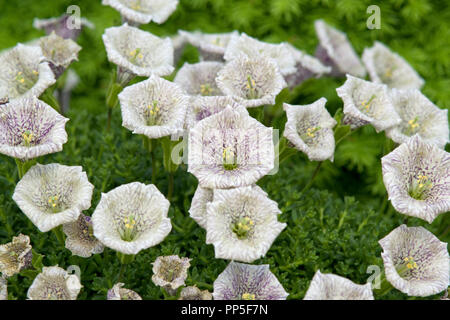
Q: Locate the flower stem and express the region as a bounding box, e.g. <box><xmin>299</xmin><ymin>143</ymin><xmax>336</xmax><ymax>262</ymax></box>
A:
<box><xmin>52</xmin><ymin>225</ymin><xmax>65</xmax><ymax>246</ymax></box>
<box><xmin>105</xmin><ymin>69</ymin><xmax>124</xmax><ymax>130</ymax></box>
<box><xmin>143</xmin><ymin>137</ymin><xmax>157</xmax><ymax>184</ymax></box>
<box><xmin>160</xmin><ymin>137</ymin><xmax>179</xmax><ymax>200</ymax></box>
<box><xmin>116</xmin><ymin>252</ymin><xmax>135</xmax><ymax>265</ymax></box>
<box><xmin>40</xmin><ymin>88</ymin><xmax>61</xmax><ymax>113</ymax></box>
<box><xmin>14</xmin><ymin>158</ymin><xmax>36</xmax><ymax>180</ymax></box>
<box><xmin>300</xmin><ymin>161</ymin><xmax>323</xmax><ymax>194</ymax></box>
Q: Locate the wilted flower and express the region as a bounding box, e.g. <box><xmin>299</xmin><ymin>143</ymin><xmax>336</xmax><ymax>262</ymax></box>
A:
<box><xmin>92</xmin><ymin>182</ymin><xmax>171</xmax><ymax>255</ymax></box>
<box><xmin>27</xmin><ymin>265</ymin><xmax>82</xmax><ymax>300</ymax></box>
<box><xmin>216</xmin><ymin>55</ymin><xmax>286</xmax><ymax>108</ymax></box>
<box><xmin>381</xmin><ymin>135</ymin><xmax>450</xmax><ymax>223</ymax></box>
<box><xmin>119</xmin><ymin>75</ymin><xmax>189</xmax><ymax>139</ymax></box>
<box><xmin>0</xmin><ymin>234</ymin><xmax>32</xmax><ymax>278</ymax></box>
<box><xmin>379</xmin><ymin>225</ymin><xmax>449</xmax><ymax>297</ymax></box>
<box><xmin>174</xmin><ymin>61</ymin><xmax>224</xmax><ymax>96</ymax></box>
<box><xmin>179</xmin><ymin>286</ymin><xmax>212</xmax><ymax>300</ymax></box>
<box><xmin>103</xmin><ymin>24</ymin><xmax>174</xmax><ymax>77</ymax></box>
<box><xmin>224</xmin><ymin>33</ymin><xmax>296</xmax><ymax>76</ymax></box>
<box><xmin>303</xmin><ymin>270</ymin><xmax>374</xmax><ymax>300</ymax></box>
<box><xmin>336</xmin><ymin>74</ymin><xmax>401</xmax><ymax>132</ymax></box>
<box><xmin>0</xmin><ymin>44</ymin><xmax>55</xmax><ymax>100</ymax></box>
<box><xmin>185</xmin><ymin>96</ymin><xmax>239</xmax><ymax>130</ymax></box>
<box><xmin>206</xmin><ymin>186</ymin><xmax>285</xmax><ymax>263</ymax></box>
<box><xmin>0</xmin><ymin>277</ymin><xmax>6</xmax><ymax>300</ymax></box>
<box><xmin>0</xmin><ymin>97</ymin><xmax>68</xmax><ymax>161</ymax></box>
<box><xmin>102</xmin><ymin>0</ymin><xmax>179</xmax><ymax>25</ymax></box>
<box><xmin>188</xmin><ymin>105</ymin><xmax>274</xmax><ymax>189</ymax></box>
<box><xmin>63</xmin><ymin>214</ymin><xmax>104</xmax><ymax>258</ymax></box>
<box><xmin>213</xmin><ymin>262</ymin><xmax>288</xmax><ymax>300</ymax></box>
<box><xmin>386</xmin><ymin>89</ymin><xmax>449</xmax><ymax>149</ymax></box>
<box><xmin>107</xmin><ymin>282</ymin><xmax>142</xmax><ymax>300</ymax></box>
<box><xmin>362</xmin><ymin>41</ymin><xmax>424</xmax><ymax>90</ymax></box>
<box><xmin>179</xmin><ymin>30</ymin><xmax>239</xmax><ymax>61</ymax></box>
<box><xmin>13</xmin><ymin>163</ymin><xmax>94</xmax><ymax>232</ymax></box>
<box><xmin>152</xmin><ymin>255</ymin><xmax>191</xmax><ymax>294</ymax></box>
<box><xmin>314</xmin><ymin>19</ymin><xmax>366</xmax><ymax>78</ymax></box>
<box><xmin>283</xmin><ymin>97</ymin><xmax>337</xmax><ymax>162</ymax></box>
<box><xmin>33</xmin><ymin>14</ymin><xmax>94</xmax><ymax>40</ymax></box>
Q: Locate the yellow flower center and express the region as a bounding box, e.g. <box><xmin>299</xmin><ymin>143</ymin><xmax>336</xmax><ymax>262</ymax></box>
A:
<box><xmin>129</xmin><ymin>48</ymin><xmax>144</xmax><ymax>64</ymax></box>
<box><xmin>242</xmin><ymin>292</ymin><xmax>256</xmax><ymax>300</ymax></box>
<box><xmin>361</xmin><ymin>94</ymin><xmax>376</xmax><ymax>112</ymax></box>
<box><xmin>232</xmin><ymin>217</ymin><xmax>254</xmax><ymax>239</ymax></box>
<box><xmin>22</xmin><ymin>130</ymin><xmax>35</xmax><ymax>147</ymax></box>
<box><xmin>129</xmin><ymin>0</ymin><xmax>142</xmax><ymax>11</ymax></box>
<box><xmin>222</xmin><ymin>147</ymin><xmax>238</xmax><ymax>170</ymax></box>
<box><xmin>120</xmin><ymin>215</ymin><xmax>137</xmax><ymax>241</ymax></box>
<box><xmin>146</xmin><ymin>100</ymin><xmax>160</xmax><ymax>125</ymax></box>
<box><xmin>200</xmin><ymin>83</ymin><xmax>213</xmax><ymax>96</ymax></box>
<box><xmin>306</xmin><ymin>126</ymin><xmax>321</xmax><ymax>138</ymax></box>
<box><xmin>246</xmin><ymin>75</ymin><xmax>258</xmax><ymax>99</ymax></box>
<box><xmin>409</xmin><ymin>174</ymin><xmax>433</xmax><ymax>200</ymax></box>
<box><xmin>403</xmin><ymin>256</ymin><xmax>418</xmax><ymax>270</ymax></box>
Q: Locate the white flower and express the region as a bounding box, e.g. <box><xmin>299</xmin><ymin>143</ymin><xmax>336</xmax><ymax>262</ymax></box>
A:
<box><xmin>103</xmin><ymin>23</ymin><xmax>174</xmax><ymax>77</ymax></box>
<box><xmin>283</xmin><ymin>97</ymin><xmax>337</xmax><ymax>161</ymax></box>
<box><xmin>386</xmin><ymin>89</ymin><xmax>449</xmax><ymax>149</ymax></box>
<box><xmin>179</xmin><ymin>30</ymin><xmax>239</xmax><ymax>61</ymax></box>
<box><xmin>0</xmin><ymin>44</ymin><xmax>55</xmax><ymax>100</ymax></box>
<box><xmin>213</xmin><ymin>262</ymin><xmax>288</xmax><ymax>300</ymax></box>
<box><xmin>102</xmin><ymin>0</ymin><xmax>179</xmax><ymax>25</ymax></box>
<box><xmin>336</xmin><ymin>74</ymin><xmax>401</xmax><ymax>132</ymax></box>
<box><xmin>205</xmin><ymin>186</ymin><xmax>285</xmax><ymax>263</ymax></box>
<box><xmin>0</xmin><ymin>97</ymin><xmax>69</xmax><ymax>161</ymax></box>
<box><xmin>119</xmin><ymin>75</ymin><xmax>189</xmax><ymax>139</ymax></box>
<box><xmin>379</xmin><ymin>224</ymin><xmax>449</xmax><ymax>297</ymax></box>
<box><xmin>151</xmin><ymin>255</ymin><xmax>191</xmax><ymax>291</ymax></box>
<box><xmin>0</xmin><ymin>277</ymin><xmax>6</xmax><ymax>300</ymax></box>
<box><xmin>63</xmin><ymin>214</ymin><xmax>104</xmax><ymax>258</ymax></box>
<box><xmin>33</xmin><ymin>14</ymin><xmax>94</xmax><ymax>40</ymax></box>
<box><xmin>224</xmin><ymin>33</ymin><xmax>296</xmax><ymax>76</ymax></box>
<box><xmin>174</xmin><ymin>61</ymin><xmax>224</xmax><ymax>96</ymax></box>
<box><xmin>27</xmin><ymin>265</ymin><xmax>82</xmax><ymax>300</ymax></box>
<box><xmin>107</xmin><ymin>282</ymin><xmax>142</xmax><ymax>300</ymax></box>
<box><xmin>171</xmin><ymin>33</ymin><xmax>188</xmax><ymax>64</ymax></box>
<box><xmin>92</xmin><ymin>182</ymin><xmax>171</xmax><ymax>255</ymax></box>
<box><xmin>381</xmin><ymin>135</ymin><xmax>450</xmax><ymax>223</ymax></box>
<box><xmin>216</xmin><ymin>55</ymin><xmax>286</xmax><ymax>108</ymax></box>
<box><xmin>303</xmin><ymin>270</ymin><xmax>374</xmax><ymax>300</ymax></box>
<box><xmin>13</xmin><ymin>163</ymin><xmax>94</xmax><ymax>232</ymax></box>
<box><xmin>185</xmin><ymin>96</ymin><xmax>239</xmax><ymax>130</ymax></box>
<box><xmin>314</xmin><ymin>19</ymin><xmax>366</xmax><ymax>77</ymax></box>
<box><xmin>362</xmin><ymin>41</ymin><xmax>424</xmax><ymax>90</ymax></box>
<box><xmin>0</xmin><ymin>234</ymin><xmax>32</xmax><ymax>278</ymax></box>
<box><xmin>179</xmin><ymin>286</ymin><xmax>212</xmax><ymax>300</ymax></box>
<box><xmin>188</xmin><ymin>105</ymin><xmax>275</xmax><ymax>189</ymax></box>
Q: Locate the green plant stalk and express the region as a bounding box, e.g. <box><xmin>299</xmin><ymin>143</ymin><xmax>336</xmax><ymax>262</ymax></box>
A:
<box><xmin>160</xmin><ymin>137</ymin><xmax>179</xmax><ymax>200</ymax></box>
<box><xmin>52</xmin><ymin>225</ymin><xmax>65</xmax><ymax>246</ymax></box>
<box><xmin>40</xmin><ymin>88</ymin><xmax>61</xmax><ymax>113</ymax></box>
<box><xmin>116</xmin><ymin>252</ymin><xmax>135</xmax><ymax>265</ymax></box>
<box><xmin>14</xmin><ymin>158</ymin><xmax>36</xmax><ymax>180</ymax></box>
<box><xmin>300</xmin><ymin>161</ymin><xmax>323</xmax><ymax>194</ymax></box>
<box><xmin>143</xmin><ymin>136</ymin><xmax>157</xmax><ymax>183</ymax></box>
<box><xmin>106</xmin><ymin>70</ymin><xmax>124</xmax><ymax>130</ymax></box>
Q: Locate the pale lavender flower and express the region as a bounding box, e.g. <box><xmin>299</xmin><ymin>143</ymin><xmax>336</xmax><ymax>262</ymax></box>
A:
<box><xmin>336</xmin><ymin>74</ymin><xmax>401</xmax><ymax>132</ymax></box>
<box><xmin>179</xmin><ymin>286</ymin><xmax>212</xmax><ymax>300</ymax></box>
<box><xmin>152</xmin><ymin>255</ymin><xmax>191</xmax><ymax>294</ymax></box>
<box><xmin>0</xmin><ymin>277</ymin><xmax>6</xmax><ymax>300</ymax></box>
<box><xmin>174</xmin><ymin>61</ymin><xmax>224</xmax><ymax>96</ymax></box>
<box><xmin>303</xmin><ymin>270</ymin><xmax>374</xmax><ymax>300</ymax></box>
<box><xmin>63</xmin><ymin>214</ymin><xmax>104</xmax><ymax>258</ymax></box>
<box><xmin>185</xmin><ymin>96</ymin><xmax>239</xmax><ymax>130</ymax></box>
<box><xmin>179</xmin><ymin>30</ymin><xmax>239</xmax><ymax>61</ymax></box>
<box><xmin>0</xmin><ymin>97</ymin><xmax>68</xmax><ymax>161</ymax></box>
<box><xmin>188</xmin><ymin>105</ymin><xmax>274</xmax><ymax>189</ymax></box>
<box><xmin>213</xmin><ymin>262</ymin><xmax>288</xmax><ymax>300</ymax></box>
<box><xmin>33</xmin><ymin>14</ymin><xmax>94</xmax><ymax>40</ymax></box>
<box><xmin>379</xmin><ymin>225</ymin><xmax>449</xmax><ymax>297</ymax></box>
<box><xmin>0</xmin><ymin>234</ymin><xmax>32</xmax><ymax>278</ymax></box>
<box><xmin>107</xmin><ymin>283</ymin><xmax>142</xmax><ymax>300</ymax></box>
<box><xmin>216</xmin><ymin>55</ymin><xmax>286</xmax><ymax>108</ymax></box>
<box><xmin>381</xmin><ymin>135</ymin><xmax>450</xmax><ymax>223</ymax></box>
<box><xmin>283</xmin><ymin>97</ymin><xmax>337</xmax><ymax>162</ymax></box>
<box><xmin>362</xmin><ymin>41</ymin><xmax>424</xmax><ymax>90</ymax></box>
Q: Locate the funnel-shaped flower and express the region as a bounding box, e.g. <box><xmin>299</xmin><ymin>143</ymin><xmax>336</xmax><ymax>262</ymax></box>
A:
<box><xmin>174</xmin><ymin>61</ymin><xmax>224</xmax><ymax>96</ymax></box>
<box><xmin>283</xmin><ymin>97</ymin><xmax>337</xmax><ymax>161</ymax></box>
<box><xmin>151</xmin><ymin>255</ymin><xmax>191</xmax><ymax>293</ymax></box>
<box><xmin>381</xmin><ymin>135</ymin><xmax>450</xmax><ymax>223</ymax></box>
<box><xmin>107</xmin><ymin>283</ymin><xmax>142</xmax><ymax>300</ymax></box>
<box><xmin>362</xmin><ymin>42</ymin><xmax>424</xmax><ymax>90</ymax></box>
<box><xmin>379</xmin><ymin>225</ymin><xmax>449</xmax><ymax>297</ymax></box>
<box><xmin>213</xmin><ymin>262</ymin><xmax>288</xmax><ymax>300</ymax></box>
<box><xmin>63</xmin><ymin>214</ymin><xmax>104</xmax><ymax>258</ymax></box>
<box><xmin>188</xmin><ymin>105</ymin><xmax>274</xmax><ymax>189</ymax></box>
<box><xmin>179</xmin><ymin>286</ymin><xmax>212</xmax><ymax>300</ymax></box>
<box><xmin>0</xmin><ymin>97</ymin><xmax>68</xmax><ymax>161</ymax></box>
<box><xmin>185</xmin><ymin>96</ymin><xmax>239</xmax><ymax>130</ymax></box>
<box><xmin>179</xmin><ymin>30</ymin><xmax>238</xmax><ymax>61</ymax></box>
<box><xmin>0</xmin><ymin>234</ymin><xmax>32</xmax><ymax>278</ymax></box>
<box><xmin>0</xmin><ymin>277</ymin><xmax>6</xmax><ymax>300</ymax></box>
<box><xmin>92</xmin><ymin>182</ymin><xmax>171</xmax><ymax>255</ymax></box>
<box><xmin>33</xmin><ymin>14</ymin><xmax>94</xmax><ymax>40</ymax></box>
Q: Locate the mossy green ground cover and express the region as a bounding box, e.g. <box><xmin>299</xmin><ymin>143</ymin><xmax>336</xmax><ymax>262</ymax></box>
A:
<box><xmin>0</xmin><ymin>0</ymin><xmax>448</xmax><ymax>299</ymax></box>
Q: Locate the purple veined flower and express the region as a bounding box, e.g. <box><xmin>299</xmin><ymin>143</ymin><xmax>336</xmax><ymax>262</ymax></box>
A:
<box><xmin>381</xmin><ymin>135</ymin><xmax>450</xmax><ymax>223</ymax></box>
<box><xmin>336</xmin><ymin>74</ymin><xmax>401</xmax><ymax>132</ymax></box>
<box><xmin>224</xmin><ymin>33</ymin><xmax>297</xmax><ymax>76</ymax></box>
<box><xmin>107</xmin><ymin>283</ymin><xmax>142</xmax><ymax>300</ymax></box>
<box><xmin>0</xmin><ymin>234</ymin><xmax>33</xmax><ymax>278</ymax></box>
<box><xmin>174</xmin><ymin>61</ymin><xmax>224</xmax><ymax>97</ymax></box>
<box><xmin>213</xmin><ymin>261</ymin><xmax>288</xmax><ymax>300</ymax></box>
<box><xmin>0</xmin><ymin>44</ymin><xmax>55</xmax><ymax>100</ymax></box>
<box><xmin>13</xmin><ymin>163</ymin><xmax>94</xmax><ymax>233</ymax></box>
<box><xmin>283</xmin><ymin>97</ymin><xmax>337</xmax><ymax>162</ymax></box>
<box><xmin>314</xmin><ymin>19</ymin><xmax>366</xmax><ymax>78</ymax></box>
<box><xmin>151</xmin><ymin>255</ymin><xmax>191</xmax><ymax>294</ymax></box>
<box><xmin>179</xmin><ymin>30</ymin><xmax>239</xmax><ymax>62</ymax></box>
<box><xmin>362</xmin><ymin>41</ymin><xmax>424</xmax><ymax>90</ymax></box>
<box><xmin>27</xmin><ymin>265</ymin><xmax>82</xmax><ymax>300</ymax></box>
<box><xmin>33</xmin><ymin>14</ymin><xmax>94</xmax><ymax>40</ymax></box>
<box><xmin>103</xmin><ymin>23</ymin><xmax>174</xmax><ymax>78</ymax></box>
<box><xmin>92</xmin><ymin>182</ymin><xmax>171</xmax><ymax>255</ymax></box>
<box><xmin>0</xmin><ymin>97</ymin><xmax>68</xmax><ymax>161</ymax></box>
<box><xmin>118</xmin><ymin>75</ymin><xmax>189</xmax><ymax>139</ymax></box>
<box><xmin>102</xmin><ymin>0</ymin><xmax>179</xmax><ymax>25</ymax></box>
<box><xmin>216</xmin><ymin>55</ymin><xmax>287</xmax><ymax>108</ymax></box>
<box><xmin>188</xmin><ymin>105</ymin><xmax>275</xmax><ymax>189</ymax></box>
<box><xmin>386</xmin><ymin>89</ymin><xmax>449</xmax><ymax>149</ymax></box>
<box><xmin>0</xmin><ymin>277</ymin><xmax>6</xmax><ymax>300</ymax></box>
<box><xmin>205</xmin><ymin>186</ymin><xmax>286</xmax><ymax>263</ymax></box>
<box><xmin>379</xmin><ymin>224</ymin><xmax>449</xmax><ymax>297</ymax></box>
<box><xmin>179</xmin><ymin>286</ymin><xmax>212</xmax><ymax>300</ymax></box>
<box><xmin>303</xmin><ymin>270</ymin><xmax>374</xmax><ymax>300</ymax></box>
<box><xmin>62</xmin><ymin>214</ymin><xmax>104</xmax><ymax>258</ymax></box>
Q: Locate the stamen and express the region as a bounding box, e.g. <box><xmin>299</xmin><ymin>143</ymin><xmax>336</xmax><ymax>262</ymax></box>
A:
<box><xmin>146</xmin><ymin>100</ymin><xmax>160</xmax><ymax>125</ymax></box>
<box><xmin>232</xmin><ymin>217</ymin><xmax>254</xmax><ymax>239</ymax></box>
<box><xmin>129</xmin><ymin>48</ymin><xmax>144</xmax><ymax>64</ymax></box>
<box><xmin>409</xmin><ymin>174</ymin><xmax>433</xmax><ymax>200</ymax></box>
<box><xmin>200</xmin><ymin>84</ymin><xmax>213</xmax><ymax>96</ymax></box>
<box><xmin>22</xmin><ymin>130</ymin><xmax>35</xmax><ymax>147</ymax></box>
<box><xmin>222</xmin><ymin>147</ymin><xmax>238</xmax><ymax>170</ymax></box>
<box><xmin>242</xmin><ymin>292</ymin><xmax>256</xmax><ymax>300</ymax></box>
<box><xmin>246</xmin><ymin>75</ymin><xmax>258</xmax><ymax>99</ymax></box>
<box><xmin>120</xmin><ymin>215</ymin><xmax>137</xmax><ymax>242</ymax></box>
<box><xmin>361</xmin><ymin>94</ymin><xmax>376</xmax><ymax>111</ymax></box>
